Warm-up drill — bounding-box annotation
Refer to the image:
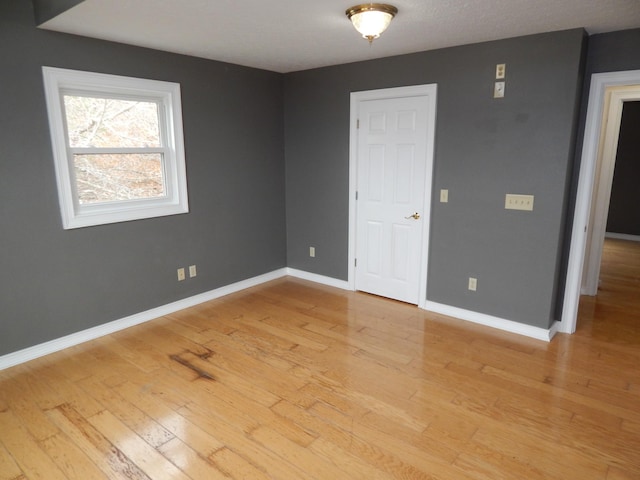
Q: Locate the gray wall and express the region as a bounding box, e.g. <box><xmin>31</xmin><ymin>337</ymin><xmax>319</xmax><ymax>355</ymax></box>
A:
<box><xmin>585</xmin><ymin>28</ymin><xmax>640</xmax><ymax>75</ymax></box>
<box><xmin>0</xmin><ymin>1</ymin><xmax>286</xmax><ymax>356</ymax></box>
<box><xmin>284</xmin><ymin>29</ymin><xmax>586</xmax><ymax>329</ymax></box>
<box><xmin>607</xmin><ymin>102</ymin><xmax>640</xmax><ymax>235</ymax></box>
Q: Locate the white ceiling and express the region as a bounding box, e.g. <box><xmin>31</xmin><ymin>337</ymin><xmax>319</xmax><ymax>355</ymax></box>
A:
<box><xmin>40</xmin><ymin>0</ymin><xmax>640</xmax><ymax>73</ymax></box>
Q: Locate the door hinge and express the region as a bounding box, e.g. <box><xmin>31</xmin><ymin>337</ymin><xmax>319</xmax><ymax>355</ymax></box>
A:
<box><xmin>355</xmin><ymin>191</ymin><xmax>358</xmax><ymax>200</ymax></box>
<box><xmin>354</xmin><ymin>258</ymin><xmax>357</xmax><ymax>267</ymax></box>
<box><xmin>357</xmin><ymin>119</ymin><xmax>360</xmax><ymax>129</ymax></box>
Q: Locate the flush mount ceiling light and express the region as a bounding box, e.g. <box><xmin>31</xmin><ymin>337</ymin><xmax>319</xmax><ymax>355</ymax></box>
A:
<box><xmin>346</xmin><ymin>3</ymin><xmax>398</xmax><ymax>44</ymax></box>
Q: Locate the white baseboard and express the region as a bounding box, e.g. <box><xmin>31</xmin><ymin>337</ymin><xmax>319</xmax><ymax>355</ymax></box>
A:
<box><xmin>422</xmin><ymin>301</ymin><xmax>557</xmax><ymax>342</ymax></box>
<box><xmin>0</xmin><ymin>268</ymin><xmax>289</xmax><ymax>372</ymax></box>
<box><xmin>605</xmin><ymin>232</ymin><xmax>640</xmax><ymax>242</ymax></box>
<box><xmin>1</xmin><ymin>267</ymin><xmax>558</xmax><ymax>371</ymax></box>
<box><xmin>289</xmin><ymin>272</ymin><xmax>556</xmax><ymax>341</ymax></box>
<box><xmin>286</xmin><ymin>268</ymin><xmax>351</xmax><ymax>290</ymax></box>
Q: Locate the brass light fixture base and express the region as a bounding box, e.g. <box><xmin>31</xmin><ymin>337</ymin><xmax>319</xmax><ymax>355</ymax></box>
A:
<box><xmin>346</xmin><ymin>4</ymin><xmax>398</xmax><ymax>44</ymax></box>
<box><xmin>345</xmin><ymin>3</ymin><xmax>399</xmax><ymax>18</ymax></box>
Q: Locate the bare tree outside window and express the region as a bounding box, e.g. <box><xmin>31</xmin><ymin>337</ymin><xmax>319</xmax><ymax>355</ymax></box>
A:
<box><xmin>63</xmin><ymin>96</ymin><xmax>165</xmax><ymax>204</ymax></box>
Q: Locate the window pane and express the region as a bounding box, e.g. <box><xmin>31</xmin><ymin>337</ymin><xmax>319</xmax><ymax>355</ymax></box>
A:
<box><xmin>64</xmin><ymin>95</ymin><xmax>161</xmax><ymax>148</ymax></box>
<box><xmin>73</xmin><ymin>153</ymin><xmax>165</xmax><ymax>204</ymax></box>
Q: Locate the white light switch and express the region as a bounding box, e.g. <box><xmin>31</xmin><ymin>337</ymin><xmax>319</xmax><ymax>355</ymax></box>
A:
<box><xmin>440</xmin><ymin>189</ymin><xmax>449</xmax><ymax>203</ymax></box>
<box><xmin>505</xmin><ymin>194</ymin><xmax>534</xmax><ymax>211</ymax></box>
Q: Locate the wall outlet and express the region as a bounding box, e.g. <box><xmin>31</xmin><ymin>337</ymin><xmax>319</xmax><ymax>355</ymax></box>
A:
<box><xmin>177</xmin><ymin>268</ymin><xmax>186</xmax><ymax>281</ymax></box>
<box><xmin>189</xmin><ymin>265</ymin><xmax>197</xmax><ymax>278</ymax></box>
<box><xmin>494</xmin><ymin>81</ymin><xmax>505</xmax><ymax>98</ymax></box>
<box><xmin>309</xmin><ymin>246</ymin><xmax>316</xmax><ymax>258</ymax></box>
<box><xmin>496</xmin><ymin>63</ymin><xmax>506</xmax><ymax>79</ymax></box>
<box><xmin>468</xmin><ymin>277</ymin><xmax>477</xmax><ymax>291</ymax></box>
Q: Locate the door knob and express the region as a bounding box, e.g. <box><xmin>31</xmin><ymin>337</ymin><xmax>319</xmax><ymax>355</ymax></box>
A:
<box><xmin>405</xmin><ymin>212</ymin><xmax>421</xmax><ymax>220</ymax></box>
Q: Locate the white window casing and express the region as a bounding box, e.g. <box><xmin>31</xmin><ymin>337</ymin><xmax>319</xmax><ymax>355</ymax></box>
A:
<box><xmin>42</xmin><ymin>67</ymin><xmax>189</xmax><ymax>229</ymax></box>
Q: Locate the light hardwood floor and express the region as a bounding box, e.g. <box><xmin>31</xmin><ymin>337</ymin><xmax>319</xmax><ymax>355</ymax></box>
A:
<box><xmin>1</xmin><ymin>239</ymin><xmax>639</xmax><ymax>479</ymax></box>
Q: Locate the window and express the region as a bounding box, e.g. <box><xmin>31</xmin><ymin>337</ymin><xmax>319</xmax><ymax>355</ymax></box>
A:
<box><xmin>42</xmin><ymin>67</ymin><xmax>188</xmax><ymax>229</ymax></box>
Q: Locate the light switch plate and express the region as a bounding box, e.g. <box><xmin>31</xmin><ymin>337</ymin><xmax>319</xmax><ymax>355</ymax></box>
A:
<box><xmin>440</xmin><ymin>189</ymin><xmax>449</xmax><ymax>203</ymax></box>
<box><xmin>505</xmin><ymin>194</ymin><xmax>534</xmax><ymax>211</ymax></box>
<box><xmin>494</xmin><ymin>81</ymin><xmax>505</xmax><ymax>98</ymax></box>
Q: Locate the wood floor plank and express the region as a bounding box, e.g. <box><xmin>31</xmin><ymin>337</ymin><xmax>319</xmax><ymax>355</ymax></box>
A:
<box><xmin>607</xmin><ymin>465</ymin><xmax>640</xmax><ymax>480</ymax></box>
<box><xmin>46</xmin><ymin>404</ymin><xmax>150</xmax><ymax>480</ymax></box>
<box><xmin>202</xmin><ymin>331</ymin><xmax>308</xmax><ymax>394</ymax></box>
<box><xmin>157</xmin><ymin>437</ymin><xmax>230</xmax><ymax>480</ymax></box>
<box><xmin>114</xmin><ymin>380</ymin><xmax>227</xmax><ymax>457</ymax></box>
<box><xmin>0</xmin><ymin>440</ymin><xmax>24</xmax><ymax>480</ymax></box>
<box><xmin>0</xmin><ymin>376</ymin><xmax>61</xmax><ymax>442</ymax></box>
<box><xmin>39</xmin><ymin>432</ymin><xmax>109</xmax><ymax>480</ymax></box>
<box><xmin>189</xmin><ymin>370</ymin><xmax>318</xmax><ymax>448</ymax></box>
<box><xmin>470</xmin><ymin>423</ymin><xmax>608</xmax><ymax>479</ymax></box>
<box><xmin>308</xmin><ymin>399</ymin><xmax>470</xmax><ymax>476</ymax></box>
<box><xmin>316</xmin><ymin>322</ymin><xmax>416</xmax><ymax>364</ymax></box>
<box><xmin>268</xmin><ymin>399</ymin><xmax>432</xmax><ymax>479</ymax></box>
<box><xmin>236</xmin><ymin>313</ymin><xmax>330</xmax><ymax>352</ymax></box>
<box><xmin>477</xmin><ymin>364</ymin><xmax>629</xmax><ymax>427</ymax></box>
<box><xmin>177</xmin><ymin>401</ymin><xmax>316</xmax><ymax>480</ymax></box>
<box><xmin>621</xmin><ymin>418</ymin><xmax>640</xmax><ymax>435</ymax></box>
<box><xmin>88</xmin><ymin>409</ymin><xmax>190</xmax><ymax>480</ymax></box>
<box><xmin>308</xmin><ymin>436</ymin><xmax>396</xmax><ymax>480</ymax></box>
<box><xmin>168</xmin><ymin>349</ymin><xmax>283</xmax><ymax>407</ymax></box>
<box><xmin>76</xmin><ymin>375</ymin><xmax>176</xmax><ymax>449</ymax></box>
<box><xmin>208</xmin><ymin>446</ymin><xmax>273</xmax><ymax>480</ymax></box>
<box><xmin>0</xmin><ymin>409</ymin><xmax>68</xmax><ymax>480</ymax></box>
<box><xmin>249</xmin><ymin>425</ymin><xmax>358</xmax><ymax>480</ymax></box>
<box><xmin>33</xmin><ymin>363</ymin><xmax>105</xmax><ymax>419</ymax></box>
<box><xmin>305</xmin><ymin>370</ymin><xmax>429</xmax><ymax>432</ymax></box>
<box><xmin>568</xmin><ymin>414</ymin><xmax>640</xmax><ymax>475</ymax></box>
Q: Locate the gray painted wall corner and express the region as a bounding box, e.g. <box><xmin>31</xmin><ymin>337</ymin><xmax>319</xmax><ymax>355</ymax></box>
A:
<box><xmin>284</xmin><ymin>29</ymin><xmax>587</xmax><ymax>329</ymax></box>
<box><xmin>32</xmin><ymin>0</ymin><xmax>84</xmax><ymax>25</ymax></box>
<box><xmin>0</xmin><ymin>1</ymin><xmax>286</xmax><ymax>356</ymax></box>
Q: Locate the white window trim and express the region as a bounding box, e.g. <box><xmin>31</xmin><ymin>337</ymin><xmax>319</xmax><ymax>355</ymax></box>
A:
<box><xmin>42</xmin><ymin>67</ymin><xmax>189</xmax><ymax>229</ymax></box>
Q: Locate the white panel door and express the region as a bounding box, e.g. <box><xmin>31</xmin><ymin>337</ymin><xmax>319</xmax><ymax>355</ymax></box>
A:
<box><xmin>355</xmin><ymin>94</ymin><xmax>430</xmax><ymax>304</ymax></box>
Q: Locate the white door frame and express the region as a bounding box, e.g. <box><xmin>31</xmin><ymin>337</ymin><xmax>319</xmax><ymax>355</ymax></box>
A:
<box><xmin>561</xmin><ymin>70</ymin><xmax>640</xmax><ymax>334</ymax></box>
<box><xmin>348</xmin><ymin>84</ymin><xmax>437</xmax><ymax>308</ymax></box>
<box><xmin>582</xmin><ymin>85</ymin><xmax>640</xmax><ymax>295</ymax></box>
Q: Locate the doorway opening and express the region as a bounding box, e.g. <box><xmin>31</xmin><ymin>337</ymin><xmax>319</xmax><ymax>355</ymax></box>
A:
<box><xmin>561</xmin><ymin>70</ymin><xmax>640</xmax><ymax>334</ymax></box>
